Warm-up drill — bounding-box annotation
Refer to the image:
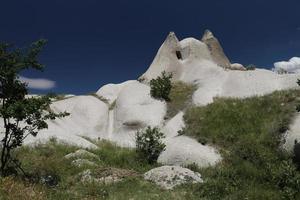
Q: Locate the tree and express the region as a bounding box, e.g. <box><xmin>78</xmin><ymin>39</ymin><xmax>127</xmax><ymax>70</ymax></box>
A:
<box><xmin>0</xmin><ymin>40</ymin><xmax>69</xmax><ymax>176</ymax></box>
<box><xmin>136</xmin><ymin>126</ymin><xmax>166</xmax><ymax>164</ymax></box>
<box><xmin>150</xmin><ymin>71</ymin><xmax>173</xmax><ymax>101</ymax></box>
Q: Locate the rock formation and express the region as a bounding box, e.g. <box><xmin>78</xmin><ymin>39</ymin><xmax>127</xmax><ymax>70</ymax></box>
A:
<box><xmin>139</xmin><ymin>32</ymin><xmax>183</xmax><ymax>82</ymax></box>
<box><xmin>140</xmin><ymin>30</ymin><xmax>249</xmax><ymax>83</ymax></box>
<box><xmin>201</xmin><ymin>30</ymin><xmax>232</xmax><ymax>69</ymax></box>
<box><xmin>230</xmin><ymin>63</ymin><xmax>247</xmax><ymax>71</ymax></box>
<box><xmin>2</xmin><ymin>30</ymin><xmax>300</xmax><ymax>169</ymax></box>
<box><xmin>65</xmin><ymin>149</ymin><xmax>99</xmax><ymax>160</ymax></box>
<box><xmin>79</xmin><ymin>168</ymin><xmax>138</xmax><ymax>184</ymax></box>
<box><xmin>144</xmin><ymin>166</ymin><xmax>203</xmax><ymax>190</ymax></box>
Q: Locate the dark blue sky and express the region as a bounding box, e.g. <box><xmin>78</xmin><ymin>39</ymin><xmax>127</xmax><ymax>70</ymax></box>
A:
<box><xmin>1</xmin><ymin>0</ymin><xmax>300</xmax><ymax>94</ymax></box>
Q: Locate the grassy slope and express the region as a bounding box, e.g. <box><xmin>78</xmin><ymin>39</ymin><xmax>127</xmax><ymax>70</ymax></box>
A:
<box><xmin>0</xmin><ymin>139</ymin><xmax>199</xmax><ymax>200</ymax></box>
<box><xmin>166</xmin><ymin>81</ymin><xmax>196</xmax><ymax>119</ymax></box>
<box><xmin>2</xmin><ymin>87</ymin><xmax>300</xmax><ymax>199</ymax></box>
<box><xmin>183</xmin><ymin>90</ymin><xmax>300</xmax><ymax>199</ymax></box>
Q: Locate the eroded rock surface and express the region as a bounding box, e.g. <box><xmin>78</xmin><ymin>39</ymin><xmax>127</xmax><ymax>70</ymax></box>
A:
<box><xmin>79</xmin><ymin>168</ymin><xmax>138</xmax><ymax>184</ymax></box>
<box><xmin>65</xmin><ymin>149</ymin><xmax>99</xmax><ymax>160</ymax></box>
<box><xmin>71</xmin><ymin>159</ymin><xmax>97</xmax><ymax>167</ymax></box>
<box><xmin>201</xmin><ymin>29</ymin><xmax>231</xmax><ymax>69</ymax></box>
<box><xmin>144</xmin><ymin>166</ymin><xmax>203</xmax><ymax>190</ymax></box>
<box><xmin>159</xmin><ymin>112</ymin><xmax>221</xmax><ymax>167</ymax></box>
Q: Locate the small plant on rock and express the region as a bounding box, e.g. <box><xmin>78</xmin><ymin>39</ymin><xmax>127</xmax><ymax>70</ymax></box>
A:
<box><xmin>150</xmin><ymin>71</ymin><xmax>173</xmax><ymax>101</ymax></box>
<box><xmin>245</xmin><ymin>64</ymin><xmax>256</xmax><ymax>71</ymax></box>
<box><xmin>135</xmin><ymin>126</ymin><xmax>166</xmax><ymax>164</ymax></box>
<box><xmin>296</xmin><ymin>104</ymin><xmax>300</xmax><ymax>112</ymax></box>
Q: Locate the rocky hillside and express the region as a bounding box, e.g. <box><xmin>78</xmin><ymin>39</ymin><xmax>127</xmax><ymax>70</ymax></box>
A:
<box><xmin>2</xmin><ymin>31</ymin><xmax>300</xmax><ymax>199</ymax></box>
<box><xmin>9</xmin><ymin>30</ymin><xmax>300</xmax><ymax>169</ymax></box>
<box><xmin>2</xmin><ymin>89</ymin><xmax>300</xmax><ymax>199</ymax></box>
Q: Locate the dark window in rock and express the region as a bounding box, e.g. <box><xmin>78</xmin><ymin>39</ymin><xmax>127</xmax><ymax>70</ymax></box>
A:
<box><xmin>176</xmin><ymin>51</ymin><xmax>182</xmax><ymax>60</ymax></box>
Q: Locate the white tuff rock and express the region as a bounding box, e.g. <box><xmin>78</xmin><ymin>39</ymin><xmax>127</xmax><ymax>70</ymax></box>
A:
<box><xmin>71</xmin><ymin>159</ymin><xmax>97</xmax><ymax>167</ymax></box>
<box><xmin>79</xmin><ymin>168</ymin><xmax>138</xmax><ymax>184</ymax></box>
<box><xmin>158</xmin><ymin>135</ymin><xmax>221</xmax><ymax>167</ymax></box>
<box><xmin>96</xmin><ymin>80</ymin><xmax>136</xmax><ymax>104</ymax></box>
<box><xmin>65</xmin><ymin>149</ymin><xmax>99</xmax><ymax>160</ymax></box>
<box><xmin>274</xmin><ymin>57</ymin><xmax>300</xmax><ymax>74</ymax></box>
<box><xmin>201</xmin><ymin>29</ymin><xmax>231</xmax><ymax>69</ymax></box>
<box><xmin>283</xmin><ymin>113</ymin><xmax>300</xmax><ymax>152</ymax></box>
<box><xmin>144</xmin><ymin>166</ymin><xmax>203</xmax><ymax>190</ymax></box>
<box><xmin>22</xmin><ymin>95</ymin><xmax>108</xmax><ymax>149</ymax></box>
<box><xmin>230</xmin><ymin>63</ymin><xmax>246</xmax><ymax>71</ymax></box>
<box><xmin>112</xmin><ymin>81</ymin><xmax>167</xmax><ymax>147</ymax></box>
<box><xmin>158</xmin><ymin>112</ymin><xmax>221</xmax><ymax>167</ymax></box>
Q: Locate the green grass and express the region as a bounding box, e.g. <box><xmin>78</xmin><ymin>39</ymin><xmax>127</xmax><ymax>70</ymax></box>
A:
<box><xmin>183</xmin><ymin>90</ymin><xmax>300</xmax><ymax>199</ymax></box>
<box><xmin>166</xmin><ymin>81</ymin><xmax>197</xmax><ymax>119</ymax></box>
<box><xmin>90</xmin><ymin>140</ymin><xmax>157</xmax><ymax>173</ymax></box>
<box><xmin>0</xmin><ymin>139</ymin><xmax>200</xmax><ymax>200</ymax></box>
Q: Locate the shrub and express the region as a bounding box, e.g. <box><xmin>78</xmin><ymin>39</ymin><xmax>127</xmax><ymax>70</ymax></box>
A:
<box><xmin>293</xmin><ymin>141</ymin><xmax>300</xmax><ymax>168</ymax></box>
<box><xmin>137</xmin><ymin>77</ymin><xmax>145</xmax><ymax>83</ymax></box>
<box><xmin>297</xmin><ymin>79</ymin><xmax>300</xmax><ymax>86</ymax></box>
<box><xmin>296</xmin><ymin>80</ymin><xmax>300</xmax><ymax>112</ymax></box>
<box><xmin>245</xmin><ymin>64</ymin><xmax>256</xmax><ymax>70</ymax></box>
<box><xmin>150</xmin><ymin>71</ymin><xmax>173</xmax><ymax>101</ymax></box>
<box><xmin>277</xmin><ymin>68</ymin><xmax>288</xmax><ymax>74</ymax></box>
<box><xmin>135</xmin><ymin>127</ymin><xmax>166</xmax><ymax>164</ymax></box>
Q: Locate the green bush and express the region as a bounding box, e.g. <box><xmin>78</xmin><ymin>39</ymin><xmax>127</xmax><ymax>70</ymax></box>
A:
<box><xmin>150</xmin><ymin>71</ymin><xmax>173</xmax><ymax>101</ymax></box>
<box><xmin>246</xmin><ymin>64</ymin><xmax>256</xmax><ymax>70</ymax></box>
<box><xmin>277</xmin><ymin>68</ymin><xmax>288</xmax><ymax>74</ymax></box>
<box><xmin>297</xmin><ymin>79</ymin><xmax>300</xmax><ymax>86</ymax></box>
<box><xmin>135</xmin><ymin>127</ymin><xmax>166</xmax><ymax>164</ymax></box>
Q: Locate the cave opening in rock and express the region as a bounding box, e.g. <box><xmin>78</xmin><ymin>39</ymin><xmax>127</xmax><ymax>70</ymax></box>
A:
<box><xmin>176</xmin><ymin>51</ymin><xmax>182</xmax><ymax>60</ymax></box>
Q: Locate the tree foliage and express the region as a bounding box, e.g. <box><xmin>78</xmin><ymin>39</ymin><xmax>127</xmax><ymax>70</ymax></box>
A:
<box><xmin>150</xmin><ymin>71</ymin><xmax>172</xmax><ymax>101</ymax></box>
<box><xmin>0</xmin><ymin>40</ymin><xmax>69</xmax><ymax>176</ymax></box>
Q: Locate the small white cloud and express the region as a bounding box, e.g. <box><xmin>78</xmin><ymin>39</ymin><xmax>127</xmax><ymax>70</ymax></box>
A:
<box><xmin>19</xmin><ymin>76</ymin><xmax>56</xmax><ymax>90</ymax></box>
<box><xmin>274</xmin><ymin>57</ymin><xmax>300</xmax><ymax>74</ymax></box>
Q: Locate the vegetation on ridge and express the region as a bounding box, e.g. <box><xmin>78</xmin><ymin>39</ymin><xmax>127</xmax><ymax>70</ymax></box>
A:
<box><xmin>166</xmin><ymin>81</ymin><xmax>197</xmax><ymax>119</ymax></box>
<box><xmin>183</xmin><ymin>90</ymin><xmax>300</xmax><ymax>199</ymax></box>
